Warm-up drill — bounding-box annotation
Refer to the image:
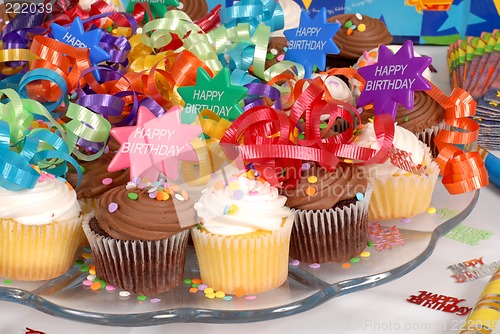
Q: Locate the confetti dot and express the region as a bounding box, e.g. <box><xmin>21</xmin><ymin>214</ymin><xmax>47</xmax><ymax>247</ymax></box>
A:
<box><xmin>232</xmin><ymin>189</ymin><xmax>245</xmax><ymax>200</ymax></box>
<box><xmin>150</xmin><ymin>298</ymin><xmax>161</xmax><ymax>303</ymax></box>
<box><xmin>198</xmin><ymin>284</ymin><xmax>208</xmax><ymax>291</ymax></box>
<box><xmin>175</xmin><ymin>193</ymin><xmax>185</xmax><ymax>201</ymax></box>
<box><xmin>189</xmin><ymin>288</ymin><xmax>198</xmax><ymax>294</ymax></box>
<box><xmin>206</xmin><ymin>292</ymin><xmax>216</xmax><ymax>299</ymax></box>
<box><xmin>128</xmin><ymin>192</ymin><xmax>139</xmax><ymax>200</ymax></box>
<box><xmin>357</xmin><ymin>23</ymin><xmax>366</xmax><ymax>32</ymax></box>
<box><xmin>228</xmin><ymin>204</ymin><xmax>239</xmax><ymax>215</ymax></box>
<box><xmin>341</xmin><ymin>263</ymin><xmax>351</xmax><ymax>269</ymax></box>
<box><xmin>156</xmin><ymin>191</ymin><xmax>169</xmax><ymax>201</ymax></box>
<box><xmin>427</xmin><ymin>207</ymin><xmax>437</xmax><ymax>214</ymax></box>
<box><xmin>355</xmin><ymin>13</ymin><xmax>363</xmax><ymax>20</ymax></box>
<box><xmin>137</xmin><ymin>295</ymin><xmax>147</xmax><ymax>301</ymax></box>
<box><xmin>305</xmin><ymin>186</ymin><xmax>316</xmax><ymax>196</ymax></box>
<box><xmin>290</xmin><ymin>259</ymin><xmax>300</xmax><ymax>266</ymax></box>
<box><xmin>80</xmin><ymin>265</ymin><xmax>90</xmax><ymax>272</ymax></box>
<box><xmin>302</xmin><ymin>163</ymin><xmax>311</xmax><ymax>171</ymax></box>
<box><xmin>204</xmin><ymin>287</ymin><xmax>214</xmax><ymax>294</ymax></box>
<box><xmin>194</xmin><ymin>203</ymin><xmax>204</xmax><ymax>211</ymax></box>
<box><xmin>119</xmin><ymin>291</ymin><xmax>131</xmax><ymax>298</ymax></box>
<box><xmin>228</xmin><ymin>182</ymin><xmax>239</xmax><ymax>191</ymax></box>
<box><xmin>298</xmin><ymin>133</ymin><xmax>305</xmax><ymax>140</ymax></box>
<box><xmin>192</xmin><ymin>278</ymin><xmax>202</xmax><ymax>284</ymax></box>
<box><xmin>82</xmin><ymin>280</ymin><xmax>93</xmax><ymax>286</ymax></box>
<box><xmin>266</xmin><ymin>53</ymin><xmax>275</xmax><ymax>60</ymax></box>
<box><xmin>223</xmin><ymin>296</ymin><xmax>233</xmax><ymax>301</ymax></box>
<box><xmin>90</xmin><ymin>281</ymin><xmax>102</xmax><ymax>291</ymax></box>
<box><xmin>83</xmin><ymin>246</ymin><xmax>92</xmax><ymax>253</ymax></box>
<box><xmin>214</xmin><ymin>181</ymin><xmax>225</xmax><ymax>190</ymax></box>
<box><xmin>248</xmin><ymin>191</ymin><xmax>259</xmax><ymax>196</ymax></box>
<box><xmin>183</xmin><ymin>278</ymin><xmax>192</xmax><ymax>284</ymax></box>
<box><xmin>87</xmin><ymin>274</ymin><xmax>96</xmax><ymax>281</ymax></box>
<box><xmin>82</xmin><ymin>253</ymin><xmax>92</xmax><ymax>259</ymax></box>
<box><xmin>355</xmin><ymin>192</ymin><xmax>364</xmax><ymax>201</ymax></box>
<box><xmin>360</xmin><ymin>251</ymin><xmax>371</xmax><ymax>258</ymax></box>
<box><xmin>344</xmin><ymin>159</ymin><xmax>353</xmax><ymax>164</ymax></box>
<box><xmin>403</xmin><ymin>116</ymin><xmax>409</xmax><ymax>122</ymax></box>
<box><xmin>126</xmin><ymin>182</ymin><xmax>137</xmax><ymax>190</ymax></box>
<box><xmin>106</xmin><ymin>285</ymin><xmax>116</xmax><ymax>291</ymax></box>
<box><xmin>309</xmin><ymin>263</ymin><xmax>321</xmax><ymax>269</ymax></box>
<box><xmin>223</xmin><ymin>205</ymin><xmax>230</xmax><ymax>215</ymax></box>
<box><xmin>270</xmin><ymin>48</ymin><xmax>278</xmax><ymax>55</ymax></box>
<box><xmin>345</xmin><ymin>20</ymin><xmax>353</xmax><ymax>28</ymax></box>
<box><xmin>89</xmin><ymin>266</ymin><xmax>96</xmax><ymax>275</ymax></box>
<box><xmin>149</xmin><ymin>192</ymin><xmax>157</xmax><ymax>199</ymax></box>
<box><xmin>75</xmin><ymin>259</ymin><xmax>85</xmax><ymax>266</ymax></box>
<box><xmin>108</xmin><ymin>202</ymin><xmax>118</xmax><ymax>213</ymax></box>
<box><xmin>181</xmin><ymin>189</ymin><xmax>189</xmax><ymax>200</ymax></box>
<box><xmin>367</xmin><ymin>241</ymin><xmax>374</xmax><ymax>247</ymax></box>
<box><xmin>102</xmin><ymin>178</ymin><xmax>113</xmax><ymax>185</ymax></box>
<box><xmin>401</xmin><ymin>217</ymin><xmax>412</xmax><ymax>223</ymax></box>
<box><xmin>277</xmin><ymin>54</ymin><xmax>285</xmax><ymax>62</ymax></box>
<box><xmin>215</xmin><ymin>291</ymin><xmax>226</xmax><ymax>298</ymax></box>
<box><xmin>170</xmin><ymin>184</ymin><xmax>179</xmax><ymax>192</ymax></box>
<box><xmin>307</xmin><ymin>176</ymin><xmax>318</xmax><ymax>184</ymax></box>
<box><xmin>350</xmin><ymin>257</ymin><xmax>360</xmax><ymax>263</ymax></box>
<box><xmin>346</xmin><ymin>27</ymin><xmax>354</xmax><ymax>35</ymax></box>
<box><xmin>245</xmin><ymin>295</ymin><xmax>257</xmax><ymax>300</ymax></box>
<box><xmin>191</xmin><ymin>283</ymin><xmax>199</xmax><ymax>288</ymax></box>
<box><xmin>235</xmin><ymin>287</ymin><xmax>246</xmax><ymax>297</ymax></box>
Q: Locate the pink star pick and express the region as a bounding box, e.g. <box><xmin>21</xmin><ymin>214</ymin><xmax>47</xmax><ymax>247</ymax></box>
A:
<box><xmin>108</xmin><ymin>106</ymin><xmax>202</xmax><ymax>181</ymax></box>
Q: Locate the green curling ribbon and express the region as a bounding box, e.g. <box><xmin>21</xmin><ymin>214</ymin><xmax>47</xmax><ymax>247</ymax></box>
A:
<box><xmin>251</xmin><ymin>23</ymin><xmax>271</xmax><ymax>79</ymax></box>
<box><xmin>142</xmin><ymin>10</ymin><xmax>222</xmax><ymax>73</ymax></box>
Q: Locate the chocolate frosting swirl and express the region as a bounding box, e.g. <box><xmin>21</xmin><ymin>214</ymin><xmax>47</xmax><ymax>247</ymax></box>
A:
<box><xmin>168</xmin><ymin>0</ymin><xmax>208</xmax><ymax>21</ymax></box>
<box><xmin>282</xmin><ymin>164</ymin><xmax>368</xmax><ymax>211</ymax></box>
<box><xmin>66</xmin><ymin>153</ymin><xmax>130</xmax><ymax>199</ymax></box>
<box><xmin>328</xmin><ymin>13</ymin><xmax>392</xmax><ymax>60</ymax></box>
<box><xmin>95</xmin><ymin>186</ymin><xmax>196</xmax><ymax>241</ymax></box>
<box><xmin>360</xmin><ymin>91</ymin><xmax>445</xmax><ymax>133</ymax></box>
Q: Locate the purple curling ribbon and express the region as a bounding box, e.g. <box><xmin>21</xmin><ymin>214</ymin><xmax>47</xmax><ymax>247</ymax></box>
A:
<box><xmin>243</xmin><ymin>82</ymin><xmax>282</xmax><ymax>111</ymax></box>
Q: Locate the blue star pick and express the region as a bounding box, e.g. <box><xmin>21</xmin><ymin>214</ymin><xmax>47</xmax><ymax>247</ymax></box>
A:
<box><xmin>51</xmin><ymin>17</ymin><xmax>110</xmax><ymax>80</ymax></box>
<box><xmin>283</xmin><ymin>8</ymin><xmax>340</xmax><ymax>78</ymax></box>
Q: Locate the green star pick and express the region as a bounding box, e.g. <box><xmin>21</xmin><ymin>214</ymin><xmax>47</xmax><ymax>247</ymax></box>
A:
<box><xmin>126</xmin><ymin>0</ymin><xmax>179</xmax><ymax>21</ymax></box>
<box><xmin>178</xmin><ymin>67</ymin><xmax>248</xmax><ymax>124</ymax></box>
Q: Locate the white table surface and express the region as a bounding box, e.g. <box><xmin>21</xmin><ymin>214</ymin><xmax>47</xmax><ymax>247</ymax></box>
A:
<box><xmin>1</xmin><ymin>46</ymin><xmax>499</xmax><ymax>334</ymax></box>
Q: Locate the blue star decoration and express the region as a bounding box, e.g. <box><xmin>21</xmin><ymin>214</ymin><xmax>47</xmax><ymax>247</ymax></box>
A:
<box><xmin>283</xmin><ymin>8</ymin><xmax>340</xmax><ymax>78</ymax></box>
<box><xmin>357</xmin><ymin>40</ymin><xmax>432</xmax><ymax>119</ymax></box>
<box><xmin>437</xmin><ymin>0</ymin><xmax>484</xmax><ymax>37</ymax></box>
<box><xmin>51</xmin><ymin>17</ymin><xmax>110</xmax><ymax>80</ymax></box>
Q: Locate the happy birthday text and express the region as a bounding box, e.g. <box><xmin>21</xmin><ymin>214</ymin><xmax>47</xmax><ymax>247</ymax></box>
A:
<box><xmin>364</xmin><ymin>65</ymin><xmax>416</xmax><ymax>91</ymax></box>
<box><xmin>289</xmin><ymin>27</ymin><xmax>327</xmax><ymax>51</ymax></box>
<box><xmin>121</xmin><ymin>127</ymin><xmax>184</xmax><ymax>156</ymax></box>
<box><xmin>184</xmin><ymin>89</ymin><xmax>232</xmax><ymax>117</ymax></box>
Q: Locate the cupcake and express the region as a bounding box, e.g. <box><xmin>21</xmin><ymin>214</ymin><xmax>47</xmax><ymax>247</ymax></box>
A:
<box><xmin>168</xmin><ymin>0</ymin><xmax>208</xmax><ymax>21</ymax></box>
<box><xmin>0</xmin><ymin>171</ymin><xmax>92</xmax><ymax>280</ymax></box>
<box><xmin>354</xmin><ymin>122</ymin><xmax>440</xmax><ymax>220</ymax></box>
<box><xmin>191</xmin><ymin>172</ymin><xmax>294</xmax><ymax>295</ymax></box>
<box><xmin>282</xmin><ymin>163</ymin><xmax>371</xmax><ymax>263</ymax></box>
<box><xmin>326</xmin><ymin>13</ymin><xmax>393</xmax><ymax>68</ymax></box>
<box><xmin>83</xmin><ymin>182</ymin><xmax>196</xmax><ymax>295</ymax></box>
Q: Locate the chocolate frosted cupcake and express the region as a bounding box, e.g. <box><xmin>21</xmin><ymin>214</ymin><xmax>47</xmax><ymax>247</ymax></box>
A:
<box><xmin>360</xmin><ymin>91</ymin><xmax>445</xmax><ymax>157</ymax></box>
<box><xmin>83</xmin><ymin>183</ymin><xmax>196</xmax><ymax>295</ymax></box>
<box><xmin>326</xmin><ymin>13</ymin><xmax>392</xmax><ymax>68</ymax></box>
<box><xmin>168</xmin><ymin>0</ymin><xmax>208</xmax><ymax>21</ymax></box>
<box><xmin>282</xmin><ymin>163</ymin><xmax>372</xmax><ymax>263</ymax></box>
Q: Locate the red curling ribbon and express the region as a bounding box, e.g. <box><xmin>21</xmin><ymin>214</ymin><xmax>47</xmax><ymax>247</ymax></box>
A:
<box><xmin>426</xmin><ymin>82</ymin><xmax>488</xmax><ymax>194</ymax></box>
<box><xmin>195</xmin><ymin>4</ymin><xmax>222</xmax><ymax>33</ymax></box>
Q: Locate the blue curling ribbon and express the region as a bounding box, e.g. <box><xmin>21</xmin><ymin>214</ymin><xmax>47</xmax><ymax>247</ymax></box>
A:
<box><xmin>221</xmin><ymin>0</ymin><xmax>284</xmax><ymax>33</ymax></box>
<box><xmin>230</xmin><ymin>69</ymin><xmax>260</xmax><ymax>86</ymax></box>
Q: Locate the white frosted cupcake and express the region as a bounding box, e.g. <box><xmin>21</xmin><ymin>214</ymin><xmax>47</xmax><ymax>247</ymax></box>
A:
<box><xmin>191</xmin><ymin>171</ymin><xmax>294</xmax><ymax>295</ymax></box>
<box><xmin>0</xmin><ymin>172</ymin><xmax>92</xmax><ymax>280</ymax></box>
<box><xmin>354</xmin><ymin>122</ymin><xmax>439</xmax><ymax>220</ymax></box>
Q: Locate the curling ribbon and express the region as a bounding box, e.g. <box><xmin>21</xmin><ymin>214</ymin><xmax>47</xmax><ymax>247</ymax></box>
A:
<box><xmin>426</xmin><ymin>83</ymin><xmax>489</xmax><ymax>194</ymax></box>
<box><xmin>220</xmin><ymin>0</ymin><xmax>284</xmax><ymax>33</ymax></box>
<box><xmin>0</xmin><ymin>89</ymin><xmax>83</xmax><ymax>190</ymax></box>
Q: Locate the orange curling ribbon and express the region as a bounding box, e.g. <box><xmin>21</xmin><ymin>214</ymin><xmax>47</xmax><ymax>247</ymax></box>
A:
<box><xmin>323</xmin><ymin>67</ymin><xmax>366</xmax><ymax>97</ymax></box>
<box><xmin>426</xmin><ymin>82</ymin><xmax>488</xmax><ymax>194</ymax></box>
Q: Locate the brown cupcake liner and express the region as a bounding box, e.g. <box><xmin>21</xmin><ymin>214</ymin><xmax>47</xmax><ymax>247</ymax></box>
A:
<box><xmin>415</xmin><ymin>120</ymin><xmax>447</xmax><ymax>158</ymax></box>
<box><xmin>290</xmin><ymin>186</ymin><xmax>372</xmax><ymax>263</ymax></box>
<box><xmin>83</xmin><ymin>220</ymin><xmax>189</xmax><ymax>295</ymax></box>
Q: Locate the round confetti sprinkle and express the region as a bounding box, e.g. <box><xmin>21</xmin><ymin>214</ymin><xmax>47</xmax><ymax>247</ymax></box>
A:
<box><xmin>357</xmin><ymin>23</ymin><xmax>366</xmax><ymax>32</ymax></box>
<box><xmin>102</xmin><ymin>177</ymin><xmax>113</xmax><ymax>185</ymax></box>
<box><xmin>150</xmin><ymin>298</ymin><xmax>161</xmax><ymax>303</ymax></box>
<box><xmin>192</xmin><ymin>283</ymin><xmax>199</xmax><ymax>288</ymax></box>
<box><xmin>194</xmin><ymin>203</ymin><xmax>204</xmax><ymax>211</ymax></box>
<box><xmin>297</xmin><ymin>133</ymin><xmax>305</xmax><ymax>140</ymax></box>
<box><xmin>198</xmin><ymin>284</ymin><xmax>208</xmax><ymax>291</ymax></box>
<box><xmin>360</xmin><ymin>251</ymin><xmax>371</xmax><ymax>258</ymax></box>
<box><xmin>89</xmin><ymin>266</ymin><xmax>96</xmax><ymax>275</ymax></box>
<box><xmin>235</xmin><ymin>287</ymin><xmax>246</xmax><ymax>297</ymax></box>
<box><xmin>367</xmin><ymin>241</ymin><xmax>374</xmax><ymax>247</ymax></box>
<box><xmin>128</xmin><ymin>192</ymin><xmax>139</xmax><ymax>200</ymax></box>
<box><xmin>344</xmin><ymin>159</ymin><xmax>353</xmax><ymax>164</ymax></box>
<box><xmin>266</xmin><ymin>53</ymin><xmax>274</xmax><ymax>60</ymax></box>
<box><xmin>189</xmin><ymin>288</ymin><xmax>198</xmax><ymax>294</ymax></box>
<box><xmin>82</xmin><ymin>280</ymin><xmax>93</xmax><ymax>286</ymax></box>
<box><xmin>290</xmin><ymin>259</ymin><xmax>300</xmax><ymax>266</ymax></box>
<box><xmin>350</xmin><ymin>257</ymin><xmax>360</xmax><ymax>263</ymax></box>
<box><xmin>90</xmin><ymin>282</ymin><xmax>102</xmax><ymax>291</ymax></box>
<box><xmin>223</xmin><ymin>205</ymin><xmax>230</xmax><ymax>215</ymax></box>
<box><xmin>83</xmin><ymin>246</ymin><xmax>92</xmax><ymax>253</ymax></box>
<box><xmin>82</xmin><ymin>253</ymin><xmax>92</xmax><ymax>259</ymax></box>
<box><xmin>137</xmin><ymin>295</ymin><xmax>147</xmax><ymax>301</ymax></box>
<box><xmin>309</xmin><ymin>263</ymin><xmax>321</xmax><ymax>269</ymax></box>
<box><xmin>215</xmin><ymin>291</ymin><xmax>226</xmax><ymax>298</ymax></box>
<box><xmin>248</xmin><ymin>191</ymin><xmax>259</xmax><ymax>196</ymax></box>
<box><xmin>403</xmin><ymin>116</ymin><xmax>409</xmax><ymax>122</ymax></box>
<box><xmin>245</xmin><ymin>295</ymin><xmax>257</xmax><ymax>300</ymax></box>
<box><xmin>119</xmin><ymin>291</ymin><xmax>131</xmax><ymax>298</ymax></box>
<box><xmin>401</xmin><ymin>217</ymin><xmax>412</xmax><ymax>223</ymax></box>
<box><xmin>87</xmin><ymin>274</ymin><xmax>96</xmax><ymax>281</ymax></box>
<box><xmin>106</xmin><ymin>285</ymin><xmax>116</xmax><ymax>291</ymax></box>
<box><xmin>148</xmin><ymin>187</ymin><xmax>158</xmax><ymax>193</ymax></box>
<box><xmin>192</xmin><ymin>278</ymin><xmax>202</xmax><ymax>284</ymax></box>
<box><xmin>80</xmin><ymin>265</ymin><xmax>90</xmax><ymax>272</ymax></box>
<box><xmin>126</xmin><ymin>182</ymin><xmax>136</xmax><ymax>190</ymax></box>
<box><xmin>345</xmin><ymin>20</ymin><xmax>353</xmax><ymax>28</ymax></box>
<box><xmin>355</xmin><ymin>192</ymin><xmax>364</xmax><ymax>201</ymax></box>
<box><xmin>276</xmin><ymin>54</ymin><xmax>285</xmax><ymax>62</ymax></box>
<box><xmin>2</xmin><ymin>279</ymin><xmax>12</xmax><ymax>285</ymax></box>
<box><xmin>305</xmin><ymin>186</ymin><xmax>316</xmax><ymax>196</ymax></box>
<box><xmin>346</xmin><ymin>27</ymin><xmax>354</xmax><ymax>35</ymax></box>
<box><xmin>75</xmin><ymin>259</ymin><xmax>84</xmax><ymax>266</ymax></box>
<box><xmin>175</xmin><ymin>193</ymin><xmax>185</xmax><ymax>201</ymax></box>
<box><xmin>206</xmin><ymin>292</ymin><xmax>216</xmax><ymax>299</ymax></box>
<box><xmin>108</xmin><ymin>202</ymin><xmax>118</xmax><ymax>213</ymax></box>
<box><xmin>223</xmin><ymin>296</ymin><xmax>233</xmax><ymax>301</ymax></box>
<box><xmin>319</xmin><ymin>123</ymin><xmax>328</xmax><ymax>130</ymax></box>
<box><xmin>355</xmin><ymin>13</ymin><xmax>363</xmax><ymax>20</ymax></box>
<box><xmin>183</xmin><ymin>278</ymin><xmax>192</xmax><ymax>284</ymax></box>
<box><xmin>204</xmin><ymin>287</ymin><xmax>214</xmax><ymax>294</ymax></box>
<box><xmin>307</xmin><ymin>176</ymin><xmax>318</xmax><ymax>184</ymax></box>
<box><xmin>341</xmin><ymin>263</ymin><xmax>351</xmax><ymax>269</ymax></box>
<box><xmin>427</xmin><ymin>207</ymin><xmax>437</xmax><ymax>214</ymax></box>
<box><xmin>214</xmin><ymin>181</ymin><xmax>225</xmax><ymax>190</ymax></box>
<box><xmin>233</xmin><ymin>189</ymin><xmax>244</xmax><ymax>200</ymax></box>
<box><xmin>228</xmin><ymin>204</ymin><xmax>239</xmax><ymax>215</ymax></box>
<box><xmin>228</xmin><ymin>182</ymin><xmax>239</xmax><ymax>191</ymax></box>
<box><xmin>302</xmin><ymin>163</ymin><xmax>311</xmax><ymax>171</ymax></box>
<box><xmin>181</xmin><ymin>189</ymin><xmax>189</xmax><ymax>200</ymax></box>
<box><xmin>270</xmin><ymin>48</ymin><xmax>278</xmax><ymax>55</ymax></box>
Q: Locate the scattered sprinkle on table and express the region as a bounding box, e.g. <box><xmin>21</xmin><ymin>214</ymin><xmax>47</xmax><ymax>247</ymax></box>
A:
<box><xmin>150</xmin><ymin>298</ymin><xmax>161</xmax><ymax>303</ymax></box>
<box><xmin>309</xmin><ymin>263</ymin><xmax>321</xmax><ymax>269</ymax></box>
<box><xmin>350</xmin><ymin>257</ymin><xmax>360</xmax><ymax>263</ymax></box>
<box><xmin>245</xmin><ymin>295</ymin><xmax>257</xmax><ymax>300</ymax></box>
<box><xmin>427</xmin><ymin>207</ymin><xmax>437</xmax><ymax>214</ymax></box>
<box><xmin>2</xmin><ymin>279</ymin><xmax>13</xmax><ymax>285</ymax></box>
<box><xmin>198</xmin><ymin>284</ymin><xmax>208</xmax><ymax>291</ymax></box>
<box><xmin>137</xmin><ymin>295</ymin><xmax>147</xmax><ymax>301</ymax></box>
<box><xmin>360</xmin><ymin>251</ymin><xmax>371</xmax><ymax>258</ymax></box>
<box><xmin>341</xmin><ymin>263</ymin><xmax>351</xmax><ymax>269</ymax></box>
<box><xmin>235</xmin><ymin>287</ymin><xmax>246</xmax><ymax>297</ymax></box>
<box><xmin>119</xmin><ymin>291</ymin><xmax>131</xmax><ymax>298</ymax></box>
<box><xmin>401</xmin><ymin>217</ymin><xmax>412</xmax><ymax>223</ymax></box>
<box><xmin>105</xmin><ymin>285</ymin><xmax>116</xmax><ymax>291</ymax></box>
<box><xmin>290</xmin><ymin>259</ymin><xmax>300</xmax><ymax>266</ymax></box>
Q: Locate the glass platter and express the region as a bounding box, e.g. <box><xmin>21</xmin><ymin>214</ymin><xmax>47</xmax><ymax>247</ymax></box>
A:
<box><xmin>0</xmin><ymin>180</ymin><xmax>479</xmax><ymax>326</ymax></box>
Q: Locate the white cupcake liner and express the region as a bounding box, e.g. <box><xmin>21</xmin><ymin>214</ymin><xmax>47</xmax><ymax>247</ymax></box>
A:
<box><xmin>415</xmin><ymin>120</ymin><xmax>447</xmax><ymax>158</ymax></box>
<box><xmin>290</xmin><ymin>185</ymin><xmax>372</xmax><ymax>263</ymax></box>
<box><xmin>190</xmin><ymin>216</ymin><xmax>294</xmax><ymax>294</ymax></box>
<box><xmin>83</xmin><ymin>220</ymin><xmax>189</xmax><ymax>295</ymax></box>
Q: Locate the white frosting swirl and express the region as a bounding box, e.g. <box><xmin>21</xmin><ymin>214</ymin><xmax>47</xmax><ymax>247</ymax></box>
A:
<box><xmin>270</xmin><ymin>0</ymin><xmax>302</xmax><ymax>37</ymax></box>
<box><xmin>311</xmin><ymin>73</ymin><xmax>354</xmax><ymax>104</ymax></box>
<box><xmin>195</xmin><ymin>174</ymin><xmax>293</xmax><ymax>236</ymax></box>
<box><xmin>0</xmin><ymin>175</ymin><xmax>81</xmax><ymax>225</ymax></box>
<box><xmin>355</xmin><ymin>122</ymin><xmax>425</xmax><ymax>178</ymax></box>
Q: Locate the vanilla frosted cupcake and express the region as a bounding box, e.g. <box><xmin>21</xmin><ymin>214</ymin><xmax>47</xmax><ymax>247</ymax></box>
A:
<box><xmin>0</xmin><ymin>172</ymin><xmax>92</xmax><ymax>280</ymax></box>
<box><xmin>354</xmin><ymin>122</ymin><xmax>439</xmax><ymax>220</ymax></box>
<box><xmin>191</xmin><ymin>172</ymin><xmax>294</xmax><ymax>295</ymax></box>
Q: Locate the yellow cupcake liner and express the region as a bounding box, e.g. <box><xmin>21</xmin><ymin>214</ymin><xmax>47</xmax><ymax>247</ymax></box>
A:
<box><xmin>368</xmin><ymin>145</ymin><xmax>439</xmax><ymax>220</ymax></box>
<box><xmin>191</xmin><ymin>215</ymin><xmax>294</xmax><ymax>295</ymax></box>
<box><xmin>0</xmin><ymin>204</ymin><xmax>93</xmax><ymax>281</ymax></box>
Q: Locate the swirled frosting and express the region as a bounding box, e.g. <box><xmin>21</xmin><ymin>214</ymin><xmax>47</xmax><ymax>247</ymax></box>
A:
<box><xmin>0</xmin><ymin>174</ymin><xmax>81</xmax><ymax>225</ymax></box>
<box><xmin>360</xmin><ymin>91</ymin><xmax>445</xmax><ymax>133</ymax></box>
<box><xmin>195</xmin><ymin>173</ymin><xmax>293</xmax><ymax>236</ymax></box>
<box><xmin>281</xmin><ymin>164</ymin><xmax>368</xmax><ymax>211</ymax></box>
<box><xmin>95</xmin><ymin>185</ymin><xmax>196</xmax><ymax>241</ymax></box>
<box><xmin>311</xmin><ymin>73</ymin><xmax>355</xmax><ymax>104</ymax></box>
<box><xmin>327</xmin><ymin>13</ymin><xmax>393</xmax><ymax>60</ymax></box>
<box><xmin>270</xmin><ymin>0</ymin><xmax>302</xmax><ymax>37</ymax></box>
<box><xmin>66</xmin><ymin>152</ymin><xmax>130</xmax><ymax>199</ymax></box>
<box><xmin>168</xmin><ymin>0</ymin><xmax>208</xmax><ymax>21</ymax></box>
<box><xmin>354</xmin><ymin>122</ymin><xmax>425</xmax><ymax>178</ymax></box>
